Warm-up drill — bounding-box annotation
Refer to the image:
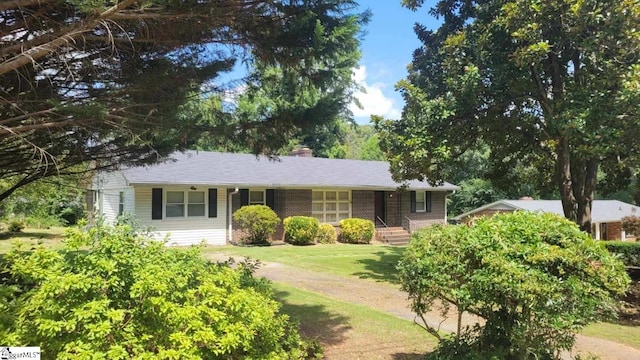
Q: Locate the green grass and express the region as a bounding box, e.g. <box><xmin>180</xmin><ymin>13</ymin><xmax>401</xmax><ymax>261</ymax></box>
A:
<box><xmin>0</xmin><ymin>226</ymin><xmax>65</xmax><ymax>254</ymax></box>
<box><xmin>271</xmin><ymin>281</ymin><xmax>436</xmax><ymax>358</ymax></box>
<box><xmin>202</xmin><ymin>243</ymin><xmax>404</xmax><ymax>285</ymax></box>
<box><xmin>582</xmin><ymin>322</ymin><xmax>640</xmax><ymax>349</ymax></box>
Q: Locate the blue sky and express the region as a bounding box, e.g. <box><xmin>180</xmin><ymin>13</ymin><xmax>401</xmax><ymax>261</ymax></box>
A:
<box><xmin>350</xmin><ymin>1</ymin><xmax>440</xmax><ymax>124</ymax></box>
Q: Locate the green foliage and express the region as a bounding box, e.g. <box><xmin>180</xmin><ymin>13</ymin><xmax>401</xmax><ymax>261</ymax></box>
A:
<box><xmin>338</xmin><ymin>218</ymin><xmax>374</xmax><ymax>244</ymax></box>
<box><xmin>603</xmin><ymin>241</ymin><xmax>640</xmax><ymax>267</ymax></box>
<box><xmin>0</xmin><ymin>223</ymin><xmax>319</xmax><ymax>359</ymax></box>
<box><xmin>399</xmin><ymin>212</ymin><xmax>630</xmax><ymax>359</ymax></box>
<box><xmin>0</xmin><ymin>176</ymin><xmax>84</xmax><ymax>226</ymax></box>
<box><xmin>377</xmin><ymin>0</ymin><xmax>640</xmax><ymax>231</ymax></box>
<box><xmin>1</xmin><ymin>0</ymin><xmax>367</xmax><ymax>203</ymax></box>
<box><xmin>315</xmin><ymin>224</ymin><xmax>338</xmax><ymax>244</ymax></box>
<box><xmin>622</xmin><ymin>216</ymin><xmax>640</xmax><ymax>237</ymax></box>
<box><xmin>283</xmin><ymin>216</ymin><xmax>319</xmax><ymax>246</ymax></box>
<box><xmin>233</xmin><ymin>205</ymin><xmax>281</xmax><ymax>245</ymax></box>
<box><xmin>7</xmin><ymin>219</ymin><xmax>24</xmax><ymax>232</ymax></box>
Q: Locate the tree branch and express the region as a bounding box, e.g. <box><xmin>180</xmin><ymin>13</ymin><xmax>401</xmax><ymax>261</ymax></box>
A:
<box><xmin>0</xmin><ymin>0</ymin><xmax>139</xmax><ymax>76</ymax></box>
<box><xmin>0</xmin><ymin>0</ymin><xmax>57</xmax><ymax>11</ymax></box>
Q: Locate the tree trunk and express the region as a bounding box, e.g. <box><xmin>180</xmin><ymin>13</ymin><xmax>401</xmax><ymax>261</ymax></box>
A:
<box><xmin>556</xmin><ymin>138</ymin><xmax>598</xmax><ymax>234</ymax></box>
<box><xmin>557</xmin><ymin>137</ymin><xmax>577</xmax><ymax>222</ymax></box>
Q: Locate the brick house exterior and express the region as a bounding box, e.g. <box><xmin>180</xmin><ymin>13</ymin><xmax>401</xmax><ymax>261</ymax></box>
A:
<box><xmin>92</xmin><ymin>151</ymin><xmax>458</xmax><ymax>246</ymax></box>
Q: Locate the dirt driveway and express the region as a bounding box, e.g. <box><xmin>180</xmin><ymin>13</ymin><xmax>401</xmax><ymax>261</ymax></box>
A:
<box><xmin>208</xmin><ymin>253</ymin><xmax>640</xmax><ymax>360</ymax></box>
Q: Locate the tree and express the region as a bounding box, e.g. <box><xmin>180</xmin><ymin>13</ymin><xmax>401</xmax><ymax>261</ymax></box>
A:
<box><xmin>0</xmin><ymin>223</ymin><xmax>320</xmax><ymax>358</ymax></box>
<box><xmin>0</xmin><ymin>0</ymin><xmax>367</xmax><ymax>202</ymax></box>
<box><xmin>375</xmin><ymin>0</ymin><xmax>640</xmax><ymax>232</ymax></box>
<box><xmin>398</xmin><ymin>212</ymin><xmax>630</xmax><ymax>359</ymax></box>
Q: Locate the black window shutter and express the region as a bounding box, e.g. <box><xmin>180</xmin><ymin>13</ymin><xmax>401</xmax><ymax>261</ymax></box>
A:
<box><xmin>208</xmin><ymin>189</ymin><xmax>217</xmax><ymax>218</ymax></box>
<box><xmin>152</xmin><ymin>188</ymin><xmax>163</xmax><ymax>220</ymax></box>
<box><xmin>426</xmin><ymin>191</ymin><xmax>432</xmax><ymax>212</ymax></box>
<box><xmin>240</xmin><ymin>189</ymin><xmax>249</xmax><ymax>206</ymax></box>
<box><xmin>266</xmin><ymin>189</ymin><xmax>275</xmax><ymax>209</ymax></box>
<box><xmin>410</xmin><ymin>191</ymin><xmax>416</xmax><ymax>213</ymax></box>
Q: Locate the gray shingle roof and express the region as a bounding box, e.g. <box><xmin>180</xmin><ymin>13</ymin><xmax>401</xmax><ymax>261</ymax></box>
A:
<box><xmin>455</xmin><ymin>199</ymin><xmax>640</xmax><ymax>223</ymax></box>
<box><xmin>121</xmin><ymin>151</ymin><xmax>458</xmax><ymax>191</ymax></box>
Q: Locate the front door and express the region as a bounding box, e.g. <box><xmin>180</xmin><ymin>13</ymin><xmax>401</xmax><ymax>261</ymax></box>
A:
<box><xmin>374</xmin><ymin>191</ymin><xmax>386</xmax><ymax>227</ymax></box>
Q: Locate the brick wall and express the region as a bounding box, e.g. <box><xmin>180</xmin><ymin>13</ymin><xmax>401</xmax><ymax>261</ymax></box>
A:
<box><xmin>400</xmin><ymin>191</ymin><xmax>447</xmax><ymax>231</ymax></box>
<box><xmin>352</xmin><ymin>190</ymin><xmax>375</xmax><ymax>223</ymax></box>
<box><xmin>273</xmin><ymin>189</ymin><xmax>312</xmax><ymax>240</ymax></box>
<box><xmin>605</xmin><ymin>222</ymin><xmax>622</xmax><ymax>240</ymax></box>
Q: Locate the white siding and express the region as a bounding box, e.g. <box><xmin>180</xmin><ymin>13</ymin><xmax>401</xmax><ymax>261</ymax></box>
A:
<box><xmin>135</xmin><ymin>186</ymin><xmax>227</xmax><ymax>246</ymax></box>
<box><xmin>94</xmin><ymin>171</ymin><xmax>132</xmax><ymax>224</ymax></box>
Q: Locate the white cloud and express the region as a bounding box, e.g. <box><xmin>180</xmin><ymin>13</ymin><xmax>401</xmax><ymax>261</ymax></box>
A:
<box><xmin>349</xmin><ymin>66</ymin><xmax>402</xmax><ymax>122</ymax></box>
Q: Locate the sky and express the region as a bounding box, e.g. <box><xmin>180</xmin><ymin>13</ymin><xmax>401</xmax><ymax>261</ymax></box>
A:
<box><xmin>350</xmin><ymin>0</ymin><xmax>441</xmax><ymax>124</ymax></box>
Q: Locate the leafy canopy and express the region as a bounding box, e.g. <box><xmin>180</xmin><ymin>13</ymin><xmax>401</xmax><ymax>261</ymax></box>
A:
<box><xmin>375</xmin><ymin>0</ymin><xmax>640</xmax><ymax>231</ymax></box>
<box><xmin>399</xmin><ymin>212</ymin><xmax>630</xmax><ymax>359</ymax></box>
<box><xmin>0</xmin><ymin>223</ymin><xmax>318</xmax><ymax>359</ymax></box>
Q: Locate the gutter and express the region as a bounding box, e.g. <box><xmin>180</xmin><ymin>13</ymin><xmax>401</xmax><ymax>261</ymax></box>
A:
<box><xmin>227</xmin><ymin>188</ymin><xmax>239</xmax><ymax>244</ymax></box>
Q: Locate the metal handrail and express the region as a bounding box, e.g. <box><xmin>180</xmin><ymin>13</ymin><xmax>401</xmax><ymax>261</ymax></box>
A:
<box><xmin>375</xmin><ymin>216</ymin><xmax>389</xmax><ymax>228</ymax></box>
<box><xmin>402</xmin><ymin>216</ymin><xmax>413</xmax><ymax>233</ymax></box>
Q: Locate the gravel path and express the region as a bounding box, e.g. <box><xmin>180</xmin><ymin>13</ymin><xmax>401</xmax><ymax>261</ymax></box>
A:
<box><xmin>208</xmin><ymin>253</ymin><xmax>640</xmax><ymax>360</ymax></box>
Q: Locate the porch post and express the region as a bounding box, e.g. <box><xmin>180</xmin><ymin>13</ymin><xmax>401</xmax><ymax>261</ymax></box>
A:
<box><xmin>594</xmin><ymin>223</ymin><xmax>601</xmax><ymax>240</ymax></box>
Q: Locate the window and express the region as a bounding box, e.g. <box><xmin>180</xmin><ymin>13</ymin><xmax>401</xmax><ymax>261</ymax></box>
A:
<box><xmin>188</xmin><ymin>191</ymin><xmax>205</xmax><ymax>216</ymax></box>
<box><xmin>166</xmin><ymin>190</ymin><xmax>206</xmax><ymax>218</ymax></box>
<box><xmin>249</xmin><ymin>190</ymin><xmax>265</xmax><ymax>205</ymax></box>
<box><xmin>312</xmin><ymin>190</ymin><xmax>350</xmax><ymax>224</ymax></box>
<box><xmin>166</xmin><ymin>191</ymin><xmax>185</xmax><ymax>217</ymax></box>
<box><xmin>413</xmin><ymin>191</ymin><xmax>432</xmax><ymax>213</ymax></box>
<box><xmin>415</xmin><ymin>191</ymin><xmax>425</xmax><ymax>212</ymax></box>
<box><xmin>118</xmin><ymin>191</ymin><xmax>124</xmax><ymax>215</ymax></box>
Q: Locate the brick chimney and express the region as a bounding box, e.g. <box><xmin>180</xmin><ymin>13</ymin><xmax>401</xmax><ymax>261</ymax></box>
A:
<box><xmin>290</xmin><ymin>145</ymin><xmax>313</xmax><ymax>157</ymax></box>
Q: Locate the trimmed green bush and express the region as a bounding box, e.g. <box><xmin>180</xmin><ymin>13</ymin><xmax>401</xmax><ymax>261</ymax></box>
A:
<box><xmin>315</xmin><ymin>223</ymin><xmax>337</xmax><ymax>244</ymax></box>
<box><xmin>283</xmin><ymin>216</ymin><xmax>319</xmax><ymax>245</ymax></box>
<box><xmin>233</xmin><ymin>205</ymin><xmax>280</xmax><ymax>245</ymax></box>
<box><xmin>0</xmin><ymin>223</ymin><xmax>321</xmax><ymax>358</ymax></box>
<box><xmin>604</xmin><ymin>241</ymin><xmax>640</xmax><ymax>267</ymax></box>
<box><xmin>399</xmin><ymin>212</ymin><xmax>630</xmax><ymax>359</ymax></box>
<box><xmin>339</xmin><ymin>218</ymin><xmax>374</xmax><ymax>244</ymax></box>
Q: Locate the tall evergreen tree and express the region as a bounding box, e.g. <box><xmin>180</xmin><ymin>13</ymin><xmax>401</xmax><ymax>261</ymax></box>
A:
<box><xmin>0</xmin><ymin>0</ymin><xmax>367</xmax><ymax>202</ymax></box>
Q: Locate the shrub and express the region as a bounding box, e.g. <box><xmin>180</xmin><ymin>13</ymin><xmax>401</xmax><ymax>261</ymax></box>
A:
<box><xmin>315</xmin><ymin>223</ymin><xmax>337</xmax><ymax>244</ymax></box>
<box><xmin>7</xmin><ymin>219</ymin><xmax>24</xmax><ymax>232</ymax></box>
<box><xmin>622</xmin><ymin>216</ymin><xmax>640</xmax><ymax>236</ymax></box>
<box><xmin>398</xmin><ymin>212</ymin><xmax>630</xmax><ymax>359</ymax></box>
<box><xmin>338</xmin><ymin>218</ymin><xmax>374</xmax><ymax>244</ymax></box>
<box><xmin>604</xmin><ymin>241</ymin><xmax>640</xmax><ymax>267</ymax></box>
<box><xmin>0</xmin><ymin>223</ymin><xmax>321</xmax><ymax>358</ymax></box>
<box><xmin>283</xmin><ymin>216</ymin><xmax>319</xmax><ymax>245</ymax></box>
<box><xmin>233</xmin><ymin>205</ymin><xmax>280</xmax><ymax>245</ymax></box>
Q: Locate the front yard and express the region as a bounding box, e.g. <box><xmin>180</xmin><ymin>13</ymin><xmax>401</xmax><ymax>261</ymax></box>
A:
<box><xmin>2</xmin><ymin>227</ymin><xmax>639</xmax><ymax>355</ymax></box>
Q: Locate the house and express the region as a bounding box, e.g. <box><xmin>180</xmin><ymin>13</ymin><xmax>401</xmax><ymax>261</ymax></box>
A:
<box><xmin>90</xmin><ymin>151</ymin><xmax>459</xmax><ymax>245</ymax></box>
<box><xmin>454</xmin><ymin>199</ymin><xmax>640</xmax><ymax>240</ymax></box>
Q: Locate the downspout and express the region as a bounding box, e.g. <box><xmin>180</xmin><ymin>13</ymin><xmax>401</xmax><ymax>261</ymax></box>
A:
<box><xmin>227</xmin><ymin>188</ymin><xmax>239</xmax><ymax>243</ymax></box>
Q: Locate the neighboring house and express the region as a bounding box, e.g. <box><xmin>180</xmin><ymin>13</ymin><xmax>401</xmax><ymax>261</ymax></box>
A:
<box><xmin>454</xmin><ymin>199</ymin><xmax>640</xmax><ymax>240</ymax></box>
<box><xmin>90</xmin><ymin>151</ymin><xmax>458</xmax><ymax>245</ymax></box>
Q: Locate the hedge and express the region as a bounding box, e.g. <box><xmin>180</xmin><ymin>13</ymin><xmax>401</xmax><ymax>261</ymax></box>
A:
<box><xmin>603</xmin><ymin>241</ymin><xmax>640</xmax><ymax>267</ymax></box>
<box><xmin>339</xmin><ymin>218</ymin><xmax>374</xmax><ymax>244</ymax></box>
<box><xmin>283</xmin><ymin>216</ymin><xmax>319</xmax><ymax>245</ymax></box>
<box><xmin>233</xmin><ymin>205</ymin><xmax>280</xmax><ymax>245</ymax></box>
<box><xmin>315</xmin><ymin>223</ymin><xmax>337</xmax><ymax>244</ymax></box>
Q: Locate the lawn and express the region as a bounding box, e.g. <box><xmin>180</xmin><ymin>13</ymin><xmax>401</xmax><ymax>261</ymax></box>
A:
<box><xmin>0</xmin><ymin>226</ymin><xmax>66</xmax><ymax>254</ymax></box>
<box><xmin>202</xmin><ymin>243</ymin><xmax>404</xmax><ymax>285</ymax></box>
<box><xmin>205</xmin><ymin>242</ymin><xmax>640</xmax><ymax>351</ymax></box>
<box><xmin>271</xmin><ymin>281</ymin><xmax>436</xmax><ymax>359</ymax></box>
